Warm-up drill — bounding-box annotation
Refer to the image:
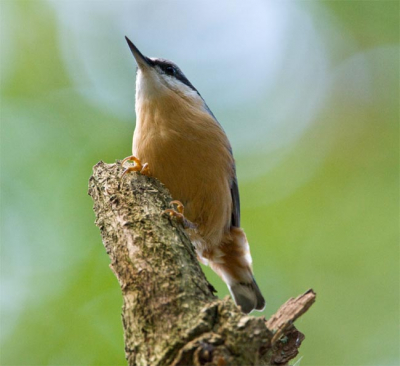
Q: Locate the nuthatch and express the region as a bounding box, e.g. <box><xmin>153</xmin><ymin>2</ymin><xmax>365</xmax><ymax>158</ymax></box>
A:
<box><xmin>122</xmin><ymin>37</ymin><xmax>265</xmax><ymax>314</ymax></box>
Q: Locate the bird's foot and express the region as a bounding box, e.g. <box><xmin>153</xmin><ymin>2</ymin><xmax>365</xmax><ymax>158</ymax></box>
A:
<box><xmin>164</xmin><ymin>200</ymin><xmax>197</xmax><ymax>229</ymax></box>
<box><xmin>121</xmin><ymin>155</ymin><xmax>150</xmax><ymax>178</ymax></box>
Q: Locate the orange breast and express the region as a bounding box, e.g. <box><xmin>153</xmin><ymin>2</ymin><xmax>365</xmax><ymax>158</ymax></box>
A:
<box><xmin>133</xmin><ymin>91</ymin><xmax>234</xmax><ymax>247</ymax></box>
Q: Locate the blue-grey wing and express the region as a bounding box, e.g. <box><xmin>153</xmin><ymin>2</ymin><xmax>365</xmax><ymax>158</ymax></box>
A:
<box><xmin>231</xmin><ymin>168</ymin><xmax>241</xmax><ymax>228</ymax></box>
<box><xmin>202</xmin><ymin>102</ymin><xmax>240</xmax><ymax>227</ymax></box>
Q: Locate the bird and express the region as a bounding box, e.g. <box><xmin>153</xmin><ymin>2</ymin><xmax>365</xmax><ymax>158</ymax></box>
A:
<box><xmin>121</xmin><ymin>36</ymin><xmax>265</xmax><ymax>314</ymax></box>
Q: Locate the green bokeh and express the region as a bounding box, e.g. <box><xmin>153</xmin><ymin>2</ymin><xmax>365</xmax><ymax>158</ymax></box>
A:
<box><xmin>1</xmin><ymin>1</ymin><xmax>398</xmax><ymax>365</ymax></box>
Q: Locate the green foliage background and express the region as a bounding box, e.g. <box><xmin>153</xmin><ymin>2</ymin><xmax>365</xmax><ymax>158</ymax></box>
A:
<box><xmin>1</xmin><ymin>1</ymin><xmax>398</xmax><ymax>365</ymax></box>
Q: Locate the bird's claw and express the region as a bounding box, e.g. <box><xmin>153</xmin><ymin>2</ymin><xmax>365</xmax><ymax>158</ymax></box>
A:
<box><xmin>164</xmin><ymin>200</ymin><xmax>197</xmax><ymax>229</ymax></box>
<box><xmin>170</xmin><ymin>200</ymin><xmax>184</xmax><ymax>214</ymax></box>
<box><xmin>121</xmin><ymin>156</ymin><xmax>150</xmax><ymax>178</ymax></box>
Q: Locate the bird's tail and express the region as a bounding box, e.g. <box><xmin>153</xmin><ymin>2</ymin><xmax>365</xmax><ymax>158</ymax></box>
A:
<box><xmin>207</xmin><ymin>227</ymin><xmax>265</xmax><ymax>314</ymax></box>
<box><xmin>229</xmin><ymin>276</ymin><xmax>265</xmax><ymax>314</ymax></box>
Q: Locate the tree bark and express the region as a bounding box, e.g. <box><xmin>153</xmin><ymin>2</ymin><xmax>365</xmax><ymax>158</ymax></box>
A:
<box><xmin>88</xmin><ymin>161</ymin><xmax>316</xmax><ymax>366</ymax></box>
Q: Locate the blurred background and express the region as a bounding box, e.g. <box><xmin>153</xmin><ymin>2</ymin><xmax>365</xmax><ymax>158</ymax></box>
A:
<box><xmin>1</xmin><ymin>0</ymin><xmax>398</xmax><ymax>365</ymax></box>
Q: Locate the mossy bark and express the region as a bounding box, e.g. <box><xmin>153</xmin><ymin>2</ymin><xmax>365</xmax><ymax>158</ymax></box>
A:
<box><xmin>88</xmin><ymin>161</ymin><xmax>316</xmax><ymax>366</ymax></box>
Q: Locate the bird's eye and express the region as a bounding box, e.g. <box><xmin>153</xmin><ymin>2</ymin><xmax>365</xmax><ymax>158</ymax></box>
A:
<box><xmin>165</xmin><ymin>66</ymin><xmax>176</xmax><ymax>76</ymax></box>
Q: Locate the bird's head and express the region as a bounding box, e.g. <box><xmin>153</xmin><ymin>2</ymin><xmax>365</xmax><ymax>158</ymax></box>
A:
<box><xmin>125</xmin><ymin>36</ymin><xmax>201</xmax><ymax>105</ymax></box>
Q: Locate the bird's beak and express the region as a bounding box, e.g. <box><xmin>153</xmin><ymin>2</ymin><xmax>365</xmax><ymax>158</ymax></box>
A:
<box><xmin>125</xmin><ymin>36</ymin><xmax>153</xmax><ymax>70</ymax></box>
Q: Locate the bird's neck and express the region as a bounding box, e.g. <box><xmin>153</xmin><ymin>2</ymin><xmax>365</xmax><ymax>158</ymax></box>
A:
<box><xmin>135</xmin><ymin>89</ymin><xmax>206</xmax><ymax>133</ymax></box>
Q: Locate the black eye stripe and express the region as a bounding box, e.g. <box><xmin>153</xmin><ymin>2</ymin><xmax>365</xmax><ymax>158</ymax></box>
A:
<box><xmin>152</xmin><ymin>58</ymin><xmax>197</xmax><ymax>92</ymax></box>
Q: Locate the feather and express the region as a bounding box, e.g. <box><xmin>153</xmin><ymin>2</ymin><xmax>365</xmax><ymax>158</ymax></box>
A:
<box><xmin>231</xmin><ymin>168</ymin><xmax>241</xmax><ymax>228</ymax></box>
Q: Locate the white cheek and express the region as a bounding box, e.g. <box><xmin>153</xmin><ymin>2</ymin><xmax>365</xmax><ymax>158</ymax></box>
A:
<box><xmin>135</xmin><ymin>69</ymin><xmax>165</xmax><ymax>100</ymax></box>
<box><xmin>136</xmin><ymin>70</ymin><xmax>206</xmax><ymax>111</ymax></box>
<box><xmin>166</xmin><ymin>77</ymin><xmax>200</xmax><ymax>101</ymax></box>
